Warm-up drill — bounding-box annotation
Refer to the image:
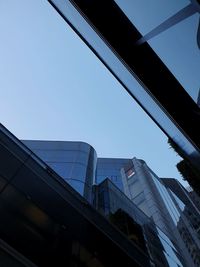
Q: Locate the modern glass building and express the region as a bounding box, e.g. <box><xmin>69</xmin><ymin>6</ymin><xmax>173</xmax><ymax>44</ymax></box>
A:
<box><xmin>161</xmin><ymin>178</ymin><xmax>200</xmax><ymax>215</ymax></box>
<box><xmin>2</xmin><ymin>1</ymin><xmax>200</xmax><ymax>266</ymax></box>
<box><xmin>23</xmin><ymin>141</ymin><xmax>133</xmax><ymax>197</ymax></box>
<box><xmin>22</xmin><ymin>140</ymin><xmax>97</xmax><ymax>202</ymax></box>
<box><xmin>96</xmin><ymin>158</ymin><xmax>132</xmax><ymax>191</ymax></box>
<box><xmin>121</xmin><ymin>158</ymin><xmax>200</xmax><ymax>266</ymax></box>
<box><xmin>0</xmin><ymin>123</ymin><xmax>152</xmax><ymax>267</ymax></box>
<box><xmin>93</xmin><ymin>178</ymin><xmax>186</xmax><ymax>267</ymax></box>
<box><xmin>22</xmin><ymin>139</ymin><xmax>200</xmax><ymax>266</ymax></box>
<box><xmin>161</xmin><ymin>178</ymin><xmax>200</xmax><ymax>263</ymax></box>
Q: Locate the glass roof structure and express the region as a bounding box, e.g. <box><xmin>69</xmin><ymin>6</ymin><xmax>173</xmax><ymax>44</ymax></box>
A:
<box><xmin>48</xmin><ymin>0</ymin><xmax>200</xmax><ymax>171</ymax></box>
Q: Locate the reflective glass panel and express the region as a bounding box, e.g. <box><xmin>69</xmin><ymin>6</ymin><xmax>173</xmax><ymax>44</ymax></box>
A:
<box><xmin>115</xmin><ymin>0</ymin><xmax>200</xmax><ymax>101</ymax></box>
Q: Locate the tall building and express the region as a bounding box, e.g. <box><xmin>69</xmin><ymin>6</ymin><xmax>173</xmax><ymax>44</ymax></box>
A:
<box><xmin>161</xmin><ymin>178</ymin><xmax>200</xmax><ymax>261</ymax></box>
<box><xmin>22</xmin><ymin>141</ymin><xmax>133</xmax><ymax>197</ymax></box>
<box><xmin>0</xmin><ymin>124</ymin><xmax>151</xmax><ymax>267</ymax></box>
<box><xmin>121</xmin><ymin>158</ymin><xmax>200</xmax><ymax>266</ymax></box>
<box><xmin>161</xmin><ymin>178</ymin><xmax>200</xmax><ymax>217</ymax></box>
<box><xmin>2</xmin><ymin>1</ymin><xmax>200</xmax><ymax>265</ymax></box>
<box><xmin>93</xmin><ymin>178</ymin><xmax>185</xmax><ymax>267</ymax></box>
<box><xmin>22</xmin><ymin>140</ymin><xmax>97</xmax><ymax>203</ymax></box>
<box><xmin>23</xmin><ymin>140</ymin><xmax>200</xmax><ymax>266</ymax></box>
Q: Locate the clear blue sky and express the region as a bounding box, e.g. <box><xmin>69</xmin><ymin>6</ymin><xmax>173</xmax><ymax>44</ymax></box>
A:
<box><xmin>0</xmin><ymin>0</ymin><xmax>199</xmax><ymax>187</ymax></box>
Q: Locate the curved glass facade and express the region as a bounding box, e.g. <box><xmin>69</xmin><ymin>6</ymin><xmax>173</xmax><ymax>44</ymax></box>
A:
<box><xmin>22</xmin><ymin>140</ymin><xmax>97</xmax><ymax>202</ymax></box>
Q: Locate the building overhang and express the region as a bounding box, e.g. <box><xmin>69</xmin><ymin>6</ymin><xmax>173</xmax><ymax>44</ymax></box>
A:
<box><xmin>48</xmin><ymin>0</ymin><xmax>200</xmax><ymax>169</ymax></box>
